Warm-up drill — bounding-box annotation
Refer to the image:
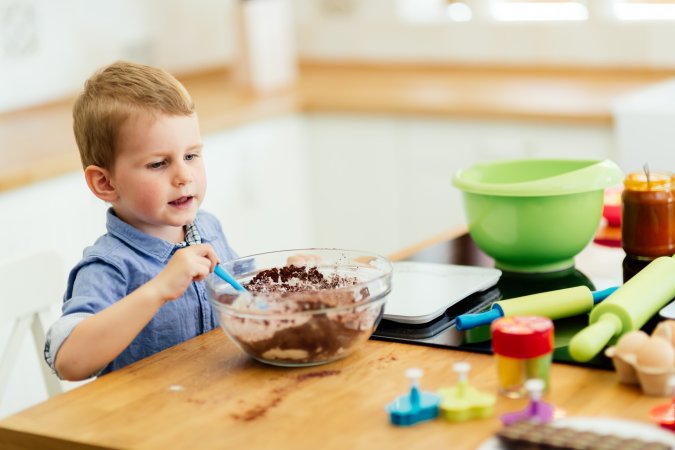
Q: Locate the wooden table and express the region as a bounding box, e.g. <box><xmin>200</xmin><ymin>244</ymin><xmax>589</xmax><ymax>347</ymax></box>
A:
<box><xmin>0</xmin><ymin>234</ymin><xmax>668</xmax><ymax>450</ymax></box>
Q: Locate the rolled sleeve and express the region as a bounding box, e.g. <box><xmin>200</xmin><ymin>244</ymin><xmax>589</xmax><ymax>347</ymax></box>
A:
<box><xmin>45</xmin><ymin>259</ymin><xmax>130</xmax><ymax>378</ymax></box>
<box><xmin>44</xmin><ymin>312</ymin><xmax>91</xmax><ymax>376</ymax></box>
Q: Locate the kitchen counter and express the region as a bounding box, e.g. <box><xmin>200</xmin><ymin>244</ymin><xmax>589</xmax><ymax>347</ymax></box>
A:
<box><xmin>0</xmin><ymin>228</ymin><xmax>669</xmax><ymax>450</ymax></box>
<box><xmin>1</xmin><ymin>330</ymin><xmax>665</xmax><ymax>450</ymax></box>
<box><xmin>1</xmin><ymin>63</ymin><xmax>674</xmax><ymax>193</ymax></box>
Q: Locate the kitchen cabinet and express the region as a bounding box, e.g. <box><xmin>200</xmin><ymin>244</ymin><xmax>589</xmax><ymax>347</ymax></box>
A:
<box><xmin>306</xmin><ymin>113</ymin><xmax>613</xmax><ymax>256</ymax></box>
<box><xmin>201</xmin><ymin>115</ymin><xmax>313</xmax><ymax>255</ymax></box>
<box><xmin>303</xmin><ymin>114</ymin><xmax>404</xmax><ymax>253</ymax></box>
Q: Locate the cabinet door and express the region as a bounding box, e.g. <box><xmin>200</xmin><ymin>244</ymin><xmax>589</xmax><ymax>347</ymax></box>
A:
<box><xmin>304</xmin><ymin>113</ymin><xmax>403</xmax><ymax>255</ymax></box>
<box><xmin>202</xmin><ymin>115</ymin><xmax>313</xmax><ymax>256</ymax></box>
<box><xmin>398</xmin><ymin>117</ymin><xmax>479</xmax><ymax>247</ymax></box>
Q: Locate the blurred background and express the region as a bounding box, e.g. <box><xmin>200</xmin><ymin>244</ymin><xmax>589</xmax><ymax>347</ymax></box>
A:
<box><xmin>4</xmin><ymin>0</ymin><xmax>675</xmax><ymax>111</ymax></box>
<box><xmin>2</xmin><ymin>0</ymin><xmax>675</xmax><ymax>417</ymax></box>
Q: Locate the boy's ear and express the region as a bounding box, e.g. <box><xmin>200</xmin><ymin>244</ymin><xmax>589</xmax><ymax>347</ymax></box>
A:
<box><xmin>84</xmin><ymin>165</ymin><xmax>118</xmax><ymax>202</ymax></box>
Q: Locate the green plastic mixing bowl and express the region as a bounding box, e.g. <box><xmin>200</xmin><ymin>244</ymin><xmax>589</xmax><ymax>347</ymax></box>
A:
<box><xmin>452</xmin><ymin>159</ymin><xmax>624</xmax><ymax>273</ymax></box>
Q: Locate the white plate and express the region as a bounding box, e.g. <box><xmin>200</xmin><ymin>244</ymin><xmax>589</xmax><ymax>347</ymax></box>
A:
<box><xmin>383</xmin><ymin>262</ymin><xmax>501</xmax><ymax>324</ymax></box>
<box><xmin>477</xmin><ymin>416</ymin><xmax>675</xmax><ymax>450</ymax></box>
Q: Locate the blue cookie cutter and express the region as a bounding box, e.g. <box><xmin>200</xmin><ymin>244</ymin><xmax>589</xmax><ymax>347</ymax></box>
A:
<box><xmin>386</xmin><ymin>368</ymin><xmax>441</xmax><ymax>426</ymax></box>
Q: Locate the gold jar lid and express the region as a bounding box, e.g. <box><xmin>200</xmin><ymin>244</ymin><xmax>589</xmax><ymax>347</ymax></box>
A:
<box><xmin>624</xmin><ymin>172</ymin><xmax>672</xmax><ymax>192</ymax></box>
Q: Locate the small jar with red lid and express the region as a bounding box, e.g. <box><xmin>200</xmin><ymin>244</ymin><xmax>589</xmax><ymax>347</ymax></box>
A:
<box><xmin>491</xmin><ymin>316</ymin><xmax>554</xmax><ymax>398</ymax></box>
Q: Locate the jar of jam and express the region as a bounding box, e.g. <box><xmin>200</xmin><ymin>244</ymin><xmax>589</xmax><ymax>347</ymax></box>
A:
<box><xmin>621</xmin><ymin>172</ymin><xmax>675</xmax><ymax>259</ymax></box>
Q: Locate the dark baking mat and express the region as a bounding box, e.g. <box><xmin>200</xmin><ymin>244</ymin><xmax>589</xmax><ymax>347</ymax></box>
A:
<box><xmin>370</xmin><ymin>233</ymin><xmax>640</xmax><ymax>370</ymax></box>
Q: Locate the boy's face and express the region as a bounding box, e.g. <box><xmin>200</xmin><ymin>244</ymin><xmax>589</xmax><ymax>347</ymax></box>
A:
<box><xmin>108</xmin><ymin>112</ymin><xmax>206</xmax><ymax>242</ymax></box>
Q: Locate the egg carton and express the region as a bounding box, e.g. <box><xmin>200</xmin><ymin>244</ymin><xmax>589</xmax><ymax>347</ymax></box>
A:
<box><xmin>605</xmin><ymin>321</ymin><xmax>675</xmax><ymax>397</ymax></box>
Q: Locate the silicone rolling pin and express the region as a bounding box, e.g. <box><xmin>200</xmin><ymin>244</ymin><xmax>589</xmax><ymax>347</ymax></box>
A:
<box><xmin>569</xmin><ymin>255</ymin><xmax>675</xmax><ymax>362</ymax></box>
<box><xmin>455</xmin><ymin>286</ymin><xmax>618</xmax><ymax>331</ymax></box>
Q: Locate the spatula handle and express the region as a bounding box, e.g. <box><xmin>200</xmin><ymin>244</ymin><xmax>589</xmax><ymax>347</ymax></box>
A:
<box><xmin>214</xmin><ymin>264</ymin><xmax>247</xmax><ymax>292</ymax></box>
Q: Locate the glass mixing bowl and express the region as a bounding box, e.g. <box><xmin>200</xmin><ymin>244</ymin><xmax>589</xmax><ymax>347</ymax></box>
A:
<box><xmin>206</xmin><ymin>248</ymin><xmax>393</xmax><ymax>367</ymax></box>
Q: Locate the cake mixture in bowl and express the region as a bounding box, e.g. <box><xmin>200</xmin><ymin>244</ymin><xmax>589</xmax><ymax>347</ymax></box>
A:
<box><xmin>206</xmin><ymin>249</ymin><xmax>393</xmax><ymax>367</ymax></box>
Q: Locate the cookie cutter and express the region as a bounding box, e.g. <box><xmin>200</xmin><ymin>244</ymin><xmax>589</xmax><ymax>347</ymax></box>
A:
<box><xmin>501</xmin><ymin>378</ymin><xmax>555</xmax><ymax>425</ymax></box>
<box><xmin>386</xmin><ymin>368</ymin><xmax>440</xmax><ymax>426</ymax></box>
<box><xmin>438</xmin><ymin>362</ymin><xmax>495</xmax><ymax>422</ymax></box>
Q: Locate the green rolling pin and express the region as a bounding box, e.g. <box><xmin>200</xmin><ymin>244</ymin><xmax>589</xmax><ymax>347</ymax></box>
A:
<box><xmin>455</xmin><ymin>286</ymin><xmax>617</xmax><ymax>331</ymax></box>
<box><xmin>569</xmin><ymin>255</ymin><xmax>675</xmax><ymax>362</ymax></box>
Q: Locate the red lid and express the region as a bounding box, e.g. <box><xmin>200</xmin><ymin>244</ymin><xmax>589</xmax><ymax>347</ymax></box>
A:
<box><xmin>491</xmin><ymin>316</ymin><xmax>554</xmax><ymax>359</ymax></box>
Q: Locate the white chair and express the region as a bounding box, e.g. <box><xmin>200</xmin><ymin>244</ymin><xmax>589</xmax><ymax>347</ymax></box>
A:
<box><xmin>0</xmin><ymin>252</ymin><xmax>64</xmax><ymax>406</ymax></box>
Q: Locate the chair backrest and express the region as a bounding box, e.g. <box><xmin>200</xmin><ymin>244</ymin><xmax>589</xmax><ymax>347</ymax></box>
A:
<box><xmin>0</xmin><ymin>251</ymin><xmax>64</xmax><ymax>404</ymax></box>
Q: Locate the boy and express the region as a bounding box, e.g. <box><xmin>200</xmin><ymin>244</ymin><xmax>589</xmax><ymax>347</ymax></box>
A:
<box><xmin>44</xmin><ymin>61</ymin><xmax>237</xmax><ymax>381</ymax></box>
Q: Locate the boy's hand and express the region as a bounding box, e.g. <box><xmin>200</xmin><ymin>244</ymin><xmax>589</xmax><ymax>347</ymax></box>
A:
<box><xmin>152</xmin><ymin>244</ymin><xmax>219</xmax><ymax>302</ymax></box>
<box><xmin>287</xmin><ymin>253</ymin><xmax>322</xmax><ymax>267</ymax></box>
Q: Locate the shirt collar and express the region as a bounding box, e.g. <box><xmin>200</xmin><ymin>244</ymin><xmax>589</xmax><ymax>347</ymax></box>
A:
<box><xmin>105</xmin><ymin>208</ymin><xmax>214</xmax><ymax>262</ymax></box>
<box><xmin>182</xmin><ymin>222</ymin><xmax>202</xmax><ymax>247</ymax></box>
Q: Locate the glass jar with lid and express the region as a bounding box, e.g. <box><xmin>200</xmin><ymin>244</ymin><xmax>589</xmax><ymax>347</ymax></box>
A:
<box><xmin>621</xmin><ymin>172</ymin><xmax>674</xmax><ymax>259</ymax></box>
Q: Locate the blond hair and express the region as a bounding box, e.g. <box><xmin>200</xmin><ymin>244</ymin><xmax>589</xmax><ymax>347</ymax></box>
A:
<box><xmin>73</xmin><ymin>61</ymin><xmax>194</xmax><ymax>170</ymax></box>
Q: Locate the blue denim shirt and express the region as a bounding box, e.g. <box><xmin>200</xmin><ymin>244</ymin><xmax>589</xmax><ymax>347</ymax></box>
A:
<box><xmin>44</xmin><ymin>208</ymin><xmax>237</xmax><ymax>377</ymax></box>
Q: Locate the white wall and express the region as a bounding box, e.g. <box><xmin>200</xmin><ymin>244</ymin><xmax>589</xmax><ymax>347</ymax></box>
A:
<box><xmin>5</xmin><ymin>0</ymin><xmax>675</xmax><ymax>113</ymax></box>
<box><xmin>612</xmin><ymin>78</ymin><xmax>675</xmax><ymax>173</ymax></box>
<box><xmin>0</xmin><ymin>0</ymin><xmax>237</xmax><ymax>112</ymax></box>
<box><xmin>294</xmin><ymin>0</ymin><xmax>675</xmax><ymax>68</ymax></box>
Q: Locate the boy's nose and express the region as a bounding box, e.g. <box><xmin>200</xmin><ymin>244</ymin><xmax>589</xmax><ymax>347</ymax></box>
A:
<box><xmin>173</xmin><ymin>162</ymin><xmax>193</xmax><ymax>185</ymax></box>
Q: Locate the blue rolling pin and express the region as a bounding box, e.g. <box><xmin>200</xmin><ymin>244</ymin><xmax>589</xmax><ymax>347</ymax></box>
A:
<box><xmin>455</xmin><ymin>286</ymin><xmax>618</xmax><ymax>331</ymax></box>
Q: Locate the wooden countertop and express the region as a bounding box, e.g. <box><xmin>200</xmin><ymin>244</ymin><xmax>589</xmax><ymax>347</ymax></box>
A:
<box><xmin>0</xmin><ymin>329</ymin><xmax>666</xmax><ymax>450</ymax></box>
<box><xmin>1</xmin><ymin>63</ymin><xmax>673</xmax><ymax>193</ymax></box>
<box><xmin>0</xmin><ymin>230</ymin><xmax>669</xmax><ymax>450</ymax></box>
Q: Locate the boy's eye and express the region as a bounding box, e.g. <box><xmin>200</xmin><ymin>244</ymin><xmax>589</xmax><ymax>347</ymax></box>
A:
<box><xmin>185</xmin><ymin>153</ymin><xmax>199</xmax><ymax>161</ymax></box>
<box><xmin>147</xmin><ymin>160</ymin><xmax>166</xmax><ymax>169</ymax></box>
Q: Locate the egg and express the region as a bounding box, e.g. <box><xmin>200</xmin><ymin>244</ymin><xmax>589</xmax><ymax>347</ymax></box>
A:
<box><xmin>636</xmin><ymin>336</ymin><xmax>675</xmax><ymax>371</ymax></box>
<box><xmin>615</xmin><ymin>330</ymin><xmax>650</xmax><ymax>361</ymax></box>
<box><xmin>652</xmin><ymin>320</ymin><xmax>675</xmax><ymax>347</ymax></box>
